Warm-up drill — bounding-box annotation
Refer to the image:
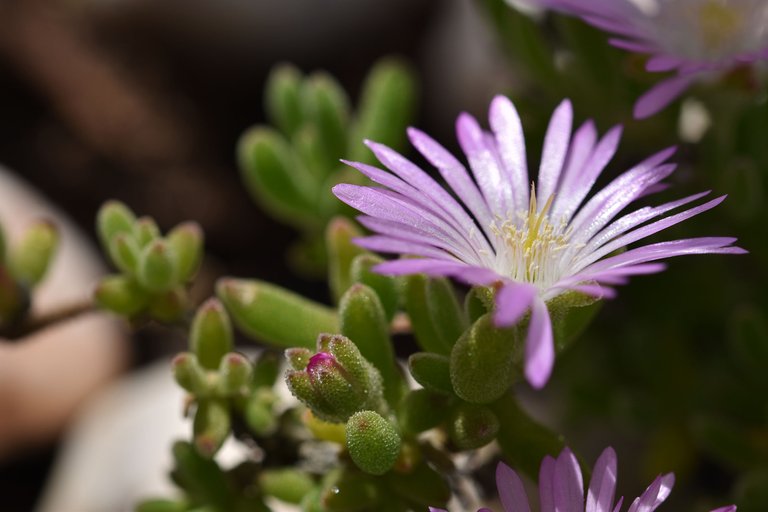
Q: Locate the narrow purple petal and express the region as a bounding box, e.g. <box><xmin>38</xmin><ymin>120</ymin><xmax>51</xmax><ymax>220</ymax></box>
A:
<box><xmin>489</xmin><ymin>95</ymin><xmax>530</xmax><ymax>212</ymax></box>
<box><xmin>429</xmin><ymin>508</ymin><xmax>448</xmax><ymax>512</ymax></box>
<box><xmin>494</xmin><ymin>282</ymin><xmax>537</xmax><ymax>327</ymax></box>
<box><xmin>457</xmin><ymin>112</ymin><xmax>513</xmax><ymax>215</ymax></box>
<box><xmin>362</xmin><ymin>142</ymin><xmax>490</xmax><ymax>252</ymax></box>
<box><xmin>550</xmin><ymin>119</ymin><xmax>597</xmax><ymax>219</ymax></box>
<box><xmin>709</xmin><ymin>506</ymin><xmax>737</xmax><ymax>512</ymax></box>
<box><xmin>539</xmin><ymin>455</ymin><xmax>557</xmax><ymax>512</ymax></box>
<box><xmin>612</xmin><ymin>496</ymin><xmax>625</xmax><ymax>512</ymax></box>
<box><xmin>408</xmin><ymin>127</ymin><xmax>494</xmax><ymax>229</ymax></box>
<box><xmin>575</xmin><ymin>195</ymin><xmax>728</xmax><ymax>271</ymax></box>
<box><xmin>634</xmin><ymin>76</ymin><xmax>695</xmax><ymax>119</ymax></box>
<box><xmin>353</xmin><ymin>235</ymin><xmax>456</xmax><ymax>260</ymax></box>
<box><xmin>496</xmin><ymin>462</ymin><xmax>532</xmax><ymax>512</ymax></box>
<box><xmin>587</xmin><ymin>447</ymin><xmax>618</xmax><ymax>512</ymax></box>
<box><xmin>581</xmin><ymin>191</ymin><xmax>712</xmax><ymax>257</ymax></box>
<box><xmin>537</xmin><ymin>99</ymin><xmax>573</xmax><ymax>204</ymax></box>
<box><xmin>609</xmin><ymin>38</ymin><xmax>657</xmax><ymax>53</ymax></box>
<box><xmin>373</xmin><ymin>259</ymin><xmax>502</xmax><ymax>286</ymax></box>
<box><xmin>553</xmin><ymin>448</ymin><xmax>585</xmax><ymax>512</ymax></box>
<box><xmin>525</xmin><ymin>298</ymin><xmax>555</xmax><ymax>389</ymax></box>
<box><xmin>554</xmin><ymin>125</ymin><xmax>623</xmax><ymax>223</ymax></box>
<box><xmin>627</xmin><ymin>473</ymin><xmax>674</xmax><ymax>512</ymax></box>
<box><xmin>646</xmin><ymin>55</ymin><xmax>683</xmax><ymax>72</ymax></box>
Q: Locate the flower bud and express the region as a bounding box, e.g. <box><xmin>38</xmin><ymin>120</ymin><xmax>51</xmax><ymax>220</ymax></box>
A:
<box><xmin>97</xmin><ymin>200</ymin><xmax>135</xmax><ymax>247</ymax></box>
<box><xmin>193</xmin><ymin>399</ymin><xmax>231</xmax><ymax>458</ymax></box>
<box><xmin>171</xmin><ymin>352</ymin><xmax>209</xmax><ymax>395</ymax></box>
<box><xmin>346</xmin><ymin>410</ymin><xmax>401</xmax><ymax>475</ymax></box>
<box><xmin>94</xmin><ymin>275</ymin><xmax>148</xmax><ymax>316</ymax></box>
<box><xmin>286</xmin><ymin>335</ymin><xmax>384</xmax><ymax>423</ymax></box>
<box><xmin>449</xmin><ymin>403</ymin><xmax>499</xmax><ymax>450</ymax></box>
<box><xmin>218</xmin><ymin>353</ymin><xmax>252</xmax><ymax>396</ymax></box>
<box><xmin>408</xmin><ymin>353</ymin><xmax>453</xmax><ymax>395</ymax></box>
<box><xmin>10</xmin><ymin>220</ymin><xmax>58</xmax><ymax>286</ymax></box>
<box><xmin>259</xmin><ymin>469</ymin><xmax>315</xmax><ymax>505</ymax></box>
<box><xmin>190</xmin><ymin>298</ymin><xmax>234</xmax><ymax>370</ymax></box>
<box><xmin>167</xmin><ymin>221</ymin><xmax>203</xmax><ymax>283</ymax></box>
<box><xmin>450</xmin><ymin>314</ymin><xmax>520</xmax><ymax>404</ymax></box>
<box><xmin>138</xmin><ymin>240</ymin><xmax>178</xmax><ymax>292</ymax></box>
<box><xmin>216</xmin><ymin>278</ymin><xmax>338</xmax><ymax>349</ymax></box>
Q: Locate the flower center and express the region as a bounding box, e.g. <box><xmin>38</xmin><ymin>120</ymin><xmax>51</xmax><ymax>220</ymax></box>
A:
<box><xmin>491</xmin><ymin>185</ymin><xmax>572</xmax><ymax>289</ymax></box>
<box><xmin>652</xmin><ymin>0</ymin><xmax>768</xmax><ymax>62</ymax></box>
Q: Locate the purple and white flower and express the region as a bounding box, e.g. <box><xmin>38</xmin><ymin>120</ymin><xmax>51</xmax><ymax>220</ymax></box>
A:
<box><xmin>333</xmin><ymin>96</ymin><xmax>744</xmax><ymax>388</ymax></box>
<box><xmin>429</xmin><ymin>446</ymin><xmax>737</xmax><ymax>512</ymax></box>
<box><xmin>540</xmin><ymin>0</ymin><xmax>768</xmax><ymax>118</ymax></box>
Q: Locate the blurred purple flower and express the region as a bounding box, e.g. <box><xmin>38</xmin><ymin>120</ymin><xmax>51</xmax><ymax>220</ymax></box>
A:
<box><xmin>429</xmin><ymin>446</ymin><xmax>737</xmax><ymax>512</ymax></box>
<box><xmin>333</xmin><ymin>96</ymin><xmax>744</xmax><ymax>388</ymax></box>
<box><xmin>539</xmin><ymin>0</ymin><xmax>768</xmax><ymax>118</ymax></box>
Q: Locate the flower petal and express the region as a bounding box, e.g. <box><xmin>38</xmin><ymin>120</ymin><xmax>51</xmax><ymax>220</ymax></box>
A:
<box><xmin>494</xmin><ymin>282</ymin><xmax>537</xmax><ymax>327</ymax></box>
<box><xmin>553</xmin><ymin>448</ymin><xmax>585</xmax><ymax>512</ymax></box>
<box><xmin>539</xmin><ymin>455</ymin><xmax>557</xmax><ymax>512</ymax></box>
<box><xmin>627</xmin><ymin>473</ymin><xmax>674</xmax><ymax>512</ymax></box>
<box><xmin>489</xmin><ymin>95</ymin><xmax>530</xmax><ymax>212</ymax></box>
<box><xmin>537</xmin><ymin>99</ymin><xmax>573</xmax><ymax>204</ymax></box>
<box><xmin>587</xmin><ymin>447</ymin><xmax>618</xmax><ymax>512</ymax></box>
<box><xmin>525</xmin><ymin>298</ymin><xmax>555</xmax><ymax>389</ymax></box>
<box><xmin>634</xmin><ymin>75</ymin><xmax>695</xmax><ymax>119</ymax></box>
<box><xmin>496</xmin><ymin>462</ymin><xmax>532</xmax><ymax>512</ymax></box>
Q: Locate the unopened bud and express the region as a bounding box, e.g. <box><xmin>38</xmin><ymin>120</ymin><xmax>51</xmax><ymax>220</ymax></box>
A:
<box><xmin>285</xmin><ymin>347</ymin><xmax>312</xmax><ymax>371</ymax></box>
<box><xmin>346</xmin><ymin>410</ymin><xmax>401</xmax><ymax>475</ymax></box>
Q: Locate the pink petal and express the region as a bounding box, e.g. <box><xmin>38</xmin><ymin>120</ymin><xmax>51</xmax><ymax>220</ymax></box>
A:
<box><xmin>553</xmin><ymin>448</ymin><xmax>585</xmax><ymax>512</ymax></box>
<box><xmin>497</xmin><ymin>462</ymin><xmax>532</xmax><ymax>512</ymax></box>
<box><xmin>539</xmin><ymin>455</ymin><xmax>557</xmax><ymax>512</ymax></box>
<box><xmin>634</xmin><ymin>76</ymin><xmax>696</xmax><ymax>119</ymax></box>
<box><xmin>587</xmin><ymin>447</ymin><xmax>618</xmax><ymax>512</ymax></box>
<box><xmin>525</xmin><ymin>298</ymin><xmax>555</xmax><ymax>389</ymax></box>
<box><xmin>537</xmin><ymin>99</ymin><xmax>573</xmax><ymax>204</ymax></box>
<box><xmin>489</xmin><ymin>95</ymin><xmax>530</xmax><ymax>212</ymax></box>
<box><xmin>494</xmin><ymin>282</ymin><xmax>537</xmax><ymax>327</ymax></box>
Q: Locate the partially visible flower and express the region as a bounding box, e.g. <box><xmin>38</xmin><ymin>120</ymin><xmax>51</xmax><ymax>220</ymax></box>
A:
<box><xmin>429</xmin><ymin>446</ymin><xmax>737</xmax><ymax>512</ymax></box>
<box><xmin>333</xmin><ymin>95</ymin><xmax>744</xmax><ymax>388</ymax></box>
<box><xmin>539</xmin><ymin>0</ymin><xmax>768</xmax><ymax>117</ymax></box>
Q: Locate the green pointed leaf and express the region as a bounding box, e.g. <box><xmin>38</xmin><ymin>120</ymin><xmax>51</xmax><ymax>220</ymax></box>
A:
<box><xmin>408</xmin><ymin>353</ymin><xmax>453</xmax><ymax>395</ymax></box>
<box><xmin>217</xmin><ymin>278</ymin><xmax>338</xmax><ymax>349</ymax></box>
<box><xmin>94</xmin><ymin>275</ymin><xmax>148</xmax><ymax>316</ymax></box>
<box><xmin>349</xmin><ymin>254</ymin><xmax>399</xmax><ymax>321</ymax></box>
<box><xmin>265</xmin><ymin>64</ymin><xmax>305</xmax><ymax>138</ymax></box>
<box><xmin>10</xmin><ymin>220</ymin><xmax>58</xmax><ymax>286</ymax></box>
<box><xmin>97</xmin><ymin>200</ymin><xmax>136</xmax><ymax>248</ymax></box>
<box><xmin>190</xmin><ymin>298</ymin><xmax>234</xmax><ymax>370</ymax></box>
